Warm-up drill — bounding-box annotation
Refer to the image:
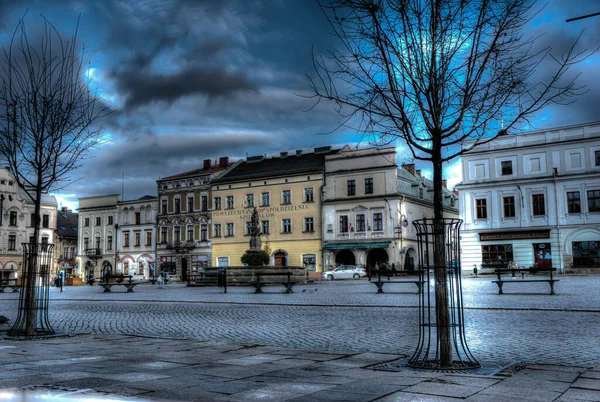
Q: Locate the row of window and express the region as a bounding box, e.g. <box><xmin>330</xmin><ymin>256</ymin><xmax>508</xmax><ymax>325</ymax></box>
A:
<box><xmin>475</xmin><ymin>151</ymin><xmax>600</xmax><ymax>180</ymax></box>
<box><xmin>1</xmin><ymin>212</ymin><xmax>51</xmax><ymax>228</ymax></box>
<box><xmin>83</xmin><ymin>231</ymin><xmax>153</xmax><ymax>250</ymax></box>
<box><xmin>481</xmin><ymin>241</ymin><xmax>599</xmax><ymax>267</ymax></box>
<box><xmin>474</xmin><ymin>190</ymin><xmax>600</xmax><ymax>220</ymax></box>
<box><xmin>161</xmin><ymin>195</ymin><xmax>208</xmax><ymax>215</ymax></box>
<box><xmin>212</xmin><ymin>218</ymin><xmax>315</xmax><ymax>237</ymax></box>
<box><xmin>83</xmin><ymin>216</ymin><xmax>114</xmax><ymax>227</ymax></box>
<box><xmin>5</xmin><ymin>235</ymin><xmax>49</xmax><ymax>250</ymax></box>
<box><xmin>338</xmin><ymin>213</ymin><xmax>383</xmax><ymax>232</ymax></box>
<box><xmin>214</xmin><ymin>188</ymin><xmax>315</xmax><ymax>210</ymax></box>
<box><xmin>159</xmin><ymin>225</ymin><xmax>208</xmax><ymax>243</ymax></box>
<box><xmin>347</xmin><ymin>178</ymin><xmax>374</xmax><ymax>196</ymax></box>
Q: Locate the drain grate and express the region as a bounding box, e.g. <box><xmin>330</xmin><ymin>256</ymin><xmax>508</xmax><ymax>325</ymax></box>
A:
<box><xmin>368</xmin><ymin>357</ymin><xmax>509</xmax><ymax>376</ymax></box>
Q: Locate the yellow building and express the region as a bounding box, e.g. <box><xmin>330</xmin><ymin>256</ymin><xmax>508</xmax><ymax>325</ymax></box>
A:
<box><xmin>211</xmin><ymin>147</ymin><xmax>335</xmax><ymax>271</ymax></box>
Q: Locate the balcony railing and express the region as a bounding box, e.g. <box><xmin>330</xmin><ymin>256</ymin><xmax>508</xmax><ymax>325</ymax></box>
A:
<box><xmin>166</xmin><ymin>241</ymin><xmax>196</xmax><ymax>253</ymax></box>
<box><xmin>85</xmin><ymin>248</ymin><xmax>102</xmax><ymax>258</ymax></box>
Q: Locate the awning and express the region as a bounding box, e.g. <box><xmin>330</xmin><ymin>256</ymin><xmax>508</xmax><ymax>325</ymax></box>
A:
<box><xmin>323</xmin><ymin>241</ymin><xmax>391</xmax><ymax>250</ymax></box>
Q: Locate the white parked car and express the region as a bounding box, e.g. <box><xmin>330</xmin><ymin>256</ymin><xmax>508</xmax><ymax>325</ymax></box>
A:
<box><xmin>322</xmin><ymin>265</ymin><xmax>367</xmax><ymax>281</ymax></box>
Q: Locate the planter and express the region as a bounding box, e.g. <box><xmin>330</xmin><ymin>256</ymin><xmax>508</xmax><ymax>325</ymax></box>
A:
<box><xmin>66</xmin><ymin>277</ymin><xmax>83</xmax><ymax>286</ymax></box>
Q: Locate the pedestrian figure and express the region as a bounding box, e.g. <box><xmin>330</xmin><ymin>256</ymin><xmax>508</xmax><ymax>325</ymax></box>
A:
<box><xmin>391</xmin><ymin>263</ymin><xmax>397</xmax><ymax>277</ymax></box>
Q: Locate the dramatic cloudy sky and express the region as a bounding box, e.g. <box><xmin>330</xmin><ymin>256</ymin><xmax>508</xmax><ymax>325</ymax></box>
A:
<box><xmin>1</xmin><ymin>0</ymin><xmax>599</xmax><ymax>210</ymax></box>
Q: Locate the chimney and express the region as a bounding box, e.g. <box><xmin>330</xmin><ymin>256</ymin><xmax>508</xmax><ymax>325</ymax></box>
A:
<box><xmin>280</xmin><ymin>152</ymin><xmax>288</xmax><ymax>158</ymax></box>
<box><xmin>296</xmin><ymin>150</ymin><xmax>302</xmax><ymax>157</ymax></box>
<box><xmin>453</xmin><ymin>189</ymin><xmax>459</xmax><ymax>196</ymax></box>
<box><xmin>402</xmin><ymin>163</ymin><xmax>415</xmax><ymax>176</ymax></box>
<box><xmin>442</xmin><ymin>179</ymin><xmax>447</xmax><ymax>189</ymax></box>
<box><xmin>219</xmin><ymin>156</ymin><xmax>229</xmax><ymax>167</ymax></box>
<box><xmin>61</xmin><ymin>207</ymin><xmax>68</xmax><ymax>212</ymax></box>
<box><xmin>203</xmin><ymin>159</ymin><xmax>211</xmax><ymax>170</ymax></box>
<box><xmin>415</xmin><ymin>169</ymin><xmax>421</xmax><ymax>177</ymax></box>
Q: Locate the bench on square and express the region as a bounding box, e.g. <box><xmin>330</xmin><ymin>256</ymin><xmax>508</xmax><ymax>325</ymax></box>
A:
<box><xmin>249</xmin><ymin>272</ymin><xmax>296</xmax><ymax>294</ymax></box>
<box><xmin>370</xmin><ymin>272</ymin><xmax>425</xmax><ymax>294</ymax></box>
<box><xmin>492</xmin><ymin>268</ymin><xmax>558</xmax><ymax>295</ymax></box>
<box><xmin>100</xmin><ymin>275</ymin><xmax>138</xmax><ymax>293</ymax></box>
<box><xmin>0</xmin><ymin>279</ymin><xmax>19</xmax><ymax>293</ymax></box>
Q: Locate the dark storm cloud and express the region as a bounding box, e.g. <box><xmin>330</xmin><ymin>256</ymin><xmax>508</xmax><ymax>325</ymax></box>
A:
<box><xmin>115</xmin><ymin>67</ymin><xmax>257</xmax><ymax>108</ymax></box>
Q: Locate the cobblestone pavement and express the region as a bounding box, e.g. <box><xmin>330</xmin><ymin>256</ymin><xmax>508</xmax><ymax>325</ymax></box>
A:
<box><xmin>5</xmin><ymin>275</ymin><xmax>598</xmax><ymax>311</ymax></box>
<box><xmin>1</xmin><ymin>334</ymin><xmax>599</xmax><ymax>401</ymax></box>
<box><xmin>1</xmin><ymin>276</ymin><xmax>600</xmax><ymax>370</ymax></box>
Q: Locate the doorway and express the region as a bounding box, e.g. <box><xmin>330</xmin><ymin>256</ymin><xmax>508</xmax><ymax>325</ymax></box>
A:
<box><xmin>181</xmin><ymin>258</ymin><xmax>188</xmax><ymax>281</ymax></box>
<box><xmin>533</xmin><ymin>243</ymin><xmax>552</xmax><ymax>269</ymax></box>
<box><xmin>274</xmin><ymin>251</ymin><xmax>287</xmax><ymax>267</ymax></box>
<box><xmin>335</xmin><ymin>249</ymin><xmax>356</xmax><ymax>266</ymax></box>
<box><xmin>367</xmin><ymin>248</ymin><xmax>389</xmax><ymax>271</ymax></box>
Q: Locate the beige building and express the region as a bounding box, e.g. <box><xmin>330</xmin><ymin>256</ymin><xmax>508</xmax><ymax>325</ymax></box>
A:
<box><xmin>156</xmin><ymin>157</ymin><xmax>233</xmax><ymax>281</ymax></box>
<box><xmin>211</xmin><ymin>147</ymin><xmax>335</xmax><ymax>271</ymax></box>
<box><xmin>77</xmin><ymin>194</ymin><xmax>119</xmax><ymax>281</ymax></box>
<box><xmin>0</xmin><ymin>167</ymin><xmax>57</xmax><ymax>281</ymax></box>
<box><xmin>322</xmin><ymin>146</ymin><xmax>459</xmax><ymax>272</ymax></box>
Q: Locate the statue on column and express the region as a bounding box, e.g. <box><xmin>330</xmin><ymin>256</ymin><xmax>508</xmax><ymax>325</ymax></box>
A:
<box><xmin>249</xmin><ymin>207</ymin><xmax>262</xmax><ymax>250</ymax></box>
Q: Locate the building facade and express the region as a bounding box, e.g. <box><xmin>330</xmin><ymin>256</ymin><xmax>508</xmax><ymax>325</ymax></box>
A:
<box><xmin>211</xmin><ymin>148</ymin><xmax>334</xmax><ymax>271</ymax></box>
<box><xmin>77</xmin><ymin>194</ymin><xmax>119</xmax><ymax>281</ymax></box>
<box><xmin>457</xmin><ymin>122</ymin><xmax>600</xmax><ymax>273</ymax></box>
<box><xmin>156</xmin><ymin>157</ymin><xmax>233</xmax><ymax>281</ymax></box>
<box><xmin>116</xmin><ymin>196</ymin><xmax>158</xmax><ymax>280</ymax></box>
<box><xmin>0</xmin><ymin>167</ymin><xmax>57</xmax><ymax>281</ymax></box>
<box><xmin>322</xmin><ymin>147</ymin><xmax>459</xmax><ymax>273</ymax></box>
<box><xmin>54</xmin><ymin>207</ymin><xmax>78</xmax><ymax>278</ymax></box>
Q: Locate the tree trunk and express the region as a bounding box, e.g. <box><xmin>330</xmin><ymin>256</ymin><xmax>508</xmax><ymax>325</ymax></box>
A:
<box><xmin>25</xmin><ymin>187</ymin><xmax>43</xmax><ymax>335</ymax></box>
<box><xmin>432</xmin><ymin>153</ymin><xmax>452</xmax><ymax>367</ymax></box>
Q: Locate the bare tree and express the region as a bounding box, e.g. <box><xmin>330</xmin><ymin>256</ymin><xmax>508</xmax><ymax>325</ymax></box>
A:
<box><xmin>0</xmin><ymin>16</ymin><xmax>109</xmax><ymax>336</ymax></box>
<box><xmin>308</xmin><ymin>0</ymin><xmax>592</xmax><ymax>367</ymax></box>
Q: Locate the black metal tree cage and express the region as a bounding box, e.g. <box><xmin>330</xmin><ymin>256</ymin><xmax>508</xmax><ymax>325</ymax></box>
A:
<box><xmin>8</xmin><ymin>243</ymin><xmax>55</xmax><ymax>336</ymax></box>
<box><xmin>408</xmin><ymin>219</ymin><xmax>479</xmax><ymax>370</ymax></box>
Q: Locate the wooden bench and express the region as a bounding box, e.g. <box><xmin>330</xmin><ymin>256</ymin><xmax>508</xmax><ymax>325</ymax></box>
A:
<box><xmin>492</xmin><ymin>268</ymin><xmax>558</xmax><ymax>295</ymax></box>
<box><xmin>249</xmin><ymin>272</ymin><xmax>296</xmax><ymax>294</ymax></box>
<box><xmin>0</xmin><ymin>279</ymin><xmax>19</xmax><ymax>293</ymax></box>
<box><xmin>370</xmin><ymin>273</ymin><xmax>425</xmax><ymax>294</ymax></box>
<box><xmin>100</xmin><ymin>276</ymin><xmax>137</xmax><ymax>293</ymax></box>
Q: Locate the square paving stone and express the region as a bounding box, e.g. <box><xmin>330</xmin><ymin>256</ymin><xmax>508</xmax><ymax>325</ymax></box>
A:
<box><xmin>497</xmin><ymin>376</ymin><xmax>571</xmax><ymax>393</ymax></box>
<box><xmin>435</xmin><ymin>375</ymin><xmax>500</xmax><ymax>388</ymax></box>
<box><xmin>218</xmin><ymin>354</ymin><xmax>291</xmax><ymax>366</ymax></box>
<box><xmin>144</xmin><ymin>388</ymin><xmax>229</xmax><ymax>401</ymax></box>
<box><xmin>513</xmin><ymin>368</ymin><xmax>580</xmax><ymax>383</ymax></box>
<box><xmin>377</xmin><ymin>392</ymin><xmax>463</xmax><ymax>401</ymax></box>
<box><xmin>581</xmin><ymin>370</ymin><xmax>600</xmax><ymax>380</ymax></box>
<box><xmin>401</xmin><ymin>382</ymin><xmax>485</xmax><ymax>399</ymax></box>
<box><xmin>556</xmin><ymin>388</ymin><xmax>600</xmax><ymax>401</ymax></box>
<box><xmin>475</xmin><ymin>385</ymin><xmax>561</xmax><ymax>401</ymax></box>
<box><xmin>327</xmin><ymin>381</ymin><xmax>407</xmax><ymax>396</ymax></box>
<box><xmin>94</xmin><ymin>372</ymin><xmax>172</xmax><ymax>383</ymax></box>
<box><xmin>572</xmin><ymin>378</ymin><xmax>600</xmax><ymax>391</ymax></box>
<box><xmin>285</xmin><ymin>389</ymin><xmax>375</xmax><ymax>401</ymax></box>
<box><xmin>295</xmin><ymin>352</ymin><xmax>349</xmax><ymax>362</ymax></box>
<box><xmin>526</xmin><ymin>364</ymin><xmax>588</xmax><ymax>373</ymax></box>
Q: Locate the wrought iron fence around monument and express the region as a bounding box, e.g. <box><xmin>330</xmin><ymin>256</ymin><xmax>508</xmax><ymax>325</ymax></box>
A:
<box><xmin>409</xmin><ymin>218</ymin><xmax>479</xmax><ymax>370</ymax></box>
<box><xmin>8</xmin><ymin>243</ymin><xmax>55</xmax><ymax>336</ymax></box>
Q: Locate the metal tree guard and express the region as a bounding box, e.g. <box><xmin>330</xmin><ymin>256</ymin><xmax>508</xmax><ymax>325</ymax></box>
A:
<box><xmin>8</xmin><ymin>243</ymin><xmax>55</xmax><ymax>336</ymax></box>
<box><xmin>409</xmin><ymin>219</ymin><xmax>479</xmax><ymax>370</ymax></box>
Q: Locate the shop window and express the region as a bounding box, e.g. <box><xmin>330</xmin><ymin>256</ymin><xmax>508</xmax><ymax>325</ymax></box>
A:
<box><xmin>160</xmin><ymin>256</ymin><xmax>177</xmax><ymax>275</ymax></box>
<box><xmin>572</xmin><ymin>241</ymin><xmax>600</xmax><ymax>267</ymax></box>
<box><xmin>481</xmin><ymin>244</ymin><xmax>513</xmax><ymax>266</ymax></box>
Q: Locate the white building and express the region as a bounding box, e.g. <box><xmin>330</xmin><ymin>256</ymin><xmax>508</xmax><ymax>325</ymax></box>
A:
<box><xmin>322</xmin><ymin>146</ymin><xmax>459</xmax><ymax>273</ymax></box>
<box><xmin>116</xmin><ymin>195</ymin><xmax>158</xmax><ymax>280</ymax></box>
<box><xmin>0</xmin><ymin>167</ymin><xmax>57</xmax><ymax>281</ymax></box>
<box><xmin>457</xmin><ymin>122</ymin><xmax>600</xmax><ymax>273</ymax></box>
<box><xmin>77</xmin><ymin>194</ymin><xmax>119</xmax><ymax>281</ymax></box>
